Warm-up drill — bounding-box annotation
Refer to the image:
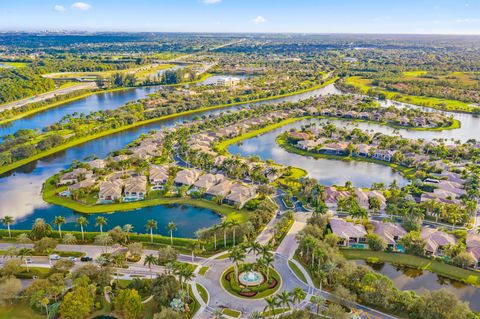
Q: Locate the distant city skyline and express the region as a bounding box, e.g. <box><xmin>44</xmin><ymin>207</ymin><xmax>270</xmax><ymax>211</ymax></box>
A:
<box><xmin>2</xmin><ymin>0</ymin><xmax>480</xmax><ymax>35</ymax></box>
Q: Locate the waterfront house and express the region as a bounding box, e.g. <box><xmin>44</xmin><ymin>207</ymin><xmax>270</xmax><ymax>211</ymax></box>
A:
<box><xmin>224</xmin><ymin>183</ymin><xmax>257</xmax><ymax>208</ymax></box>
<box><xmin>420</xmin><ymin>228</ymin><xmax>457</xmax><ymax>256</ymax></box>
<box><xmin>123</xmin><ymin>176</ymin><xmax>147</xmax><ymax>201</ymax></box>
<box><xmin>354</xmin><ymin>188</ymin><xmax>370</xmax><ymax>208</ymax></box>
<box><xmin>320</xmin><ymin>109</ymin><xmax>333</xmax><ymax>116</ymax></box>
<box><xmin>319</xmin><ymin>143</ymin><xmax>348</xmax><ymax>155</ymax></box>
<box><xmin>58</xmin><ymin>168</ymin><xmax>93</xmax><ymax>186</ymax></box>
<box><xmin>368</xmin><ymin>190</ymin><xmax>387</xmax><ymax>211</ymax></box>
<box><xmin>358</xmin><ymin>112</ymin><xmax>370</xmax><ymax>120</ymax></box>
<box><xmin>324</xmin><ymin>186</ymin><xmax>350</xmax><ymax>208</ymax></box>
<box><xmin>297</xmin><ymin>139</ymin><xmax>321</xmax><ymax>151</ymax></box>
<box><xmin>174</xmin><ymin>169</ymin><xmax>201</xmax><ymax>187</ymax></box>
<box><xmin>193</xmin><ymin>173</ymin><xmax>225</xmax><ymax>192</ymax></box>
<box><xmin>304</xmin><ymin>106</ymin><xmax>319</xmax><ymax>116</ymax></box>
<box><xmin>371</xmin><ymin>221</ymin><xmax>406</xmax><ymax>250</ymax></box>
<box><xmin>398</xmin><ymin>116</ymin><xmax>410</xmax><ymax>126</ymax></box>
<box><xmin>372</xmin><ymin>149</ymin><xmax>395</xmax><ymax>162</ymax></box>
<box><xmin>205</xmin><ymin>180</ymin><xmax>234</xmax><ymax>199</ymax></box>
<box><xmin>68</xmin><ymin>178</ymin><xmax>96</xmax><ymax>191</ymax></box>
<box><xmin>98</xmin><ymin>180</ymin><xmax>123</xmax><ymax>202</ymax></box>
<box><xmin>288</xmin><ymin>131</ymin><xmax>310</xmax><ymax>140</ymax></box>
<box><xmin>467</xmin><ymin>234</ymin><xmax>480</xmax><ymax>268</ymax></box>
<box><xmin>149</xmin><ymin>165</ymin><xmax>169</xmax><ymax>186</ymax></box>
<box><xmin>110</xmin><ymin>154</ymin><xmax>130</xmax><ymax>163</ymax></box>
<box><xmin>329</xmin><ymin>218</ymin><xmax>367</xmax><ymax>247</ymax></box>
<box><xmin>354</xmin><ymin>144</ymin><xmax>372</xmax><ymax>157</ymax></box>
<box><xmin>88</xmin><ymin>159</ymin><xmax>106</xmax><ymax>170</ymax></box>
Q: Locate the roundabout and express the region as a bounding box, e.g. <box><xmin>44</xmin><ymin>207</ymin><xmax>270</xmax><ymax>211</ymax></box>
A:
<box><xmin>220</xmin><ymin>265</ymin><xmax>282</xmax><ymax>299</ymax></box>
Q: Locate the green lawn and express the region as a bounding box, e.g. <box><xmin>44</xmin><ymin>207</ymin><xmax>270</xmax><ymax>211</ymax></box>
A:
<box><xmin>0</xmin><ymin>303</ymin><xmax>43</xmax><ymax>319</ymax></box>
<box><xmin>199</xmin><ymin>266</ymin><xmax>209</xmax><ymax>276</ymax></box>
<box><xmin>341</xmin><ymin>249</ymin><xmax>480</xmax><ymax>286</ymax></box>
<box><xmin>346</xmin><ymin>76</ymin><xmax>474</xmax><ymax>113</ymax></box>
<box><xmin>3</xmin><ymin>62</ymin><xmax>29</xmax><ymax>68</ymax></box>
<box><xmin>288</xmin><ymin>260</ymin><xmax>308</xmax><ymax>284</ymax></box>
<box><xmin>196</xmin><ymin>283</ymin><xmax>209</xmax><ymax>304</ymax></box>
<box><xmin>222</xmin><ymin>308</ymin><xmax>242</xmax><ymax>318</ymax></box>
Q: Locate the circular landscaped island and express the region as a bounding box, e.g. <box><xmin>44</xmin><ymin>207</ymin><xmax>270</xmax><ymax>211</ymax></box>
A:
<box><xmin>221</xmin><ymin>266</ymin><xmax>281</xmax><ymax>299</ymax></box>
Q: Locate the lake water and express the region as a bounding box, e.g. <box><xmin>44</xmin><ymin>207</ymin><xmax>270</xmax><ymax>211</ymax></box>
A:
<box><xmin>228</xmin><ymin>118</ymin><xmax>410</xmax><ymax>187</ymax></box>
<box><xmin>356</xmin><ymin>260</ymin><xmax>480</xmax><ymax>311</ymax></box>
<box><xmin>0</xmin><ymin>84</ymin><xmax>340</xmax><ymax>234</ymax></box>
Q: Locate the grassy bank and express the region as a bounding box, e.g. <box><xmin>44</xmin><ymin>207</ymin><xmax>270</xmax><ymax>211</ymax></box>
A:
<box><xmin>276</xmin><ymin>134</ymin><xmax>417</xmax><ymax>180</ymax></box>
<box><xmin>345</xmin><ymin>76</ymin><xmax>475</xmax><ymax>113</ymax></box>
<box><xmin>341</xmin><ymin>249</ymin><xmax>480</xmax><ymax>286</ymax></box>
<box><xmin>0</xmin><ymin>79</ymin><xmax>339</xmax><ymax>175</ymax></box>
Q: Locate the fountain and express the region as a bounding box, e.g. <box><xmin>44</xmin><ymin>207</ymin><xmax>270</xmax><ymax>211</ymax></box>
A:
<box><xmin>238</xmin><ymin>271</ymin><xmax>264</xmax><ymax>286</ymax></box>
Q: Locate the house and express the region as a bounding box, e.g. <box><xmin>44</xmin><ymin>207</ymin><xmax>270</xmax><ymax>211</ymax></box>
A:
<box><xmin>68</xmin><ymin>178</ymin><xmax>96</xmax><ymax>191</ymax></box>
<box><xmin>149</xmin><ymin>165</ymin><xmax>169</xmax><ymax>186</ymax></box>
<box><xmin>354</xmin><ymin>144</ymin><xmax>372</xmax><ymax>157</ymax></box>
<box><xmin>372</xmin><ymin>149</ymin><xmax>395</xmax><ymax>162</ymax></box>
<box><xmin>466</xmin><ymin>234</ymin><xmax>480</xmax><ymax>268</ymax></box>
<box><xmin>358</xmin><ymin>112</ymin><xmax>370</xmax><ymax>120</ymax></box>
<box><xmin>123</xmin><ymin>176</ymin><xmax>147</xmax><ymax>201</ymax></box>
<box><xmin>371</xmin><ymin>221</ymin><xmax>406</xmax><ymax>250</ymax></box>
<box><xmin>368</xmin><ymin>190</ymin><xmax>387</xmax><ymax>211</ymax></box>
<box><xmin>420</xmin><ymin>228</ymin><xmax>457</xmax><ymax>256</ymax></box>
<box><xmin>354</xmin><ymin>188</ymin><xmax>370</xmax><ymax>208</ymax></box>
<box><xmin>329</xmin><ymin>218</ymin><xmax>367</xmax><ymax>246</ymax></box>
<box><xmin>174</xmin><ymin>169</ymin><xmax>201</xmax><ymax>187</ymax></box>
<box><xmin>319</xmin><ymin>143</ymin><xmax>348</xmax><ymax>155</ymax></box>
<box><xmin>288</xmin><ymin>131</ymin><xmax>310</xmax><ymax>141</ymax></box>
<box><xmin>193</xmin><ymin>173</ymin><xmax>224</xmax><ymax>191</ymax></box>
<box><xmin>304</xmin><ymin>106</ymin><xmax>319</xmax><ymax>116</ymax></box>
<box><xmin>88</xmin><ymin>159</ymin><xmax>106</xmax><ymax>169</ymax></box>
<box><xmin>324</xmin><ymin>186</ymin><xmax>350</xmax><ymax>207</ymax></box>
<box><xmin>297</xmin><ymin>140</ymin><xmax>320</xmax><ymax>151</ymax></box>
<box><xmin>205</xmin><ymin>180</ymin><xmax>234</xmax><ymax>198</ymax></box>
<box><xmin>110</xmin><ymin>154</ymin><xmax>130</xmax><ymax>162</ymax></box>
<box><xmin>98</xmin><ymin>180</ymin><xmax>123</xmax><ymax>202</ymax></box>
<box><xmin>224</xmin><ymin>184</ymin><xmax>257</xmax><ymax>208</ymax></box>
<box><xmin>58</xmin><ymin>168</ymin><xmax>93</xmax><ymax>186</ymax></box>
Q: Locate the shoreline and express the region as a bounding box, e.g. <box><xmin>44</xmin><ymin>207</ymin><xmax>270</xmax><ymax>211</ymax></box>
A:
<box><xmin>0</xmin><ymin>78</ymin><xmax>338</xmax><ymax>175</ymax></box>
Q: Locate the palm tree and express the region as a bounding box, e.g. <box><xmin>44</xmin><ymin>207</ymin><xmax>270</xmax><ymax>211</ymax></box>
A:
<box><xmin>228</xmin><ymin>246</ymin><xmax>246</xmax><ymax>283</ymax></box>
<box><xmin>167</xmin><ymin>221</ymin><xmax>177</xmax><ymax>245</ymax></box>
<box><xmin>94</xmin><ymin>234</ymin><xmax>113</xmax><ymax>253</ymax></box>
<box><xmin>41</xmin><ymin>297</ymin><xmax>50</xmax><ymax>318</ymax></box>
<box><xmin>146</xmin><ymin>219</ymin><xmax>157</xmax><ymax>244</ymax></box>
<box><xmin>263</xmin><ymin>295</ymin><xmax>280</xmax><ymax>318</ymax></box>
<box><xmin>220</xmin><ymin>220</ymin><xmax>231</xmax><ymax>248</ymax></box>
<box><xmin>260</xmin><ymin>244</ymin><xmax>273</xmax><ymax>260</ymax></box>
<box><xmin>248</xmin><ymin>311</ymin><xmax>262</xmax><ymax>319</ymax></box>
<box><xmin>292</xmin><ymin>287</ymin><xmax>306</xmax><ymax>304</ymax></box>
<box><xmin>247</xmin><ymin>241</ymin><xmax>262</xmax><ymax>256</ymax></box>
<box><xmin>144</xmin><ymin>254</ymin><xmax>157</xmax><ymax>279</ymax></box>
<box><xmin>211</xmin><ymin>224</ymin><xmax>220</xmax><ymax>250</ymax></box>
<box><xmin>53</xmin><ymin>216</ymin><xmax>66</xmax><ymax>238</ymax></box>
<box><xmin>230</xmin><ymin>218</ymin><xmax>240</xmax><ymax>246</ymax></box>
<box><xmin>76</xmin><ymin>216</ymin><xmax>88</xmax><ymax>241</ymax></box>
<box><xmin>311</xmin><ymin>294</ymin><xmax>325</xmax><ymax>315</ymax></box>
<box><xmin>180</xmin><ymin>266</ymin><xmax>195</xmax><ymax>289</ymax></box>
<box><xmin>95</xmin><ymin>216</ymin><xmax>107</xmax><ymax>234</ymax></box>
<box><xmin>17</xmin><ymin>233</ymin><xmax>30</xmax><ymax>247</ymax></box>
<box><xmin>123</xmin><ymin>224</ymin><xmax>134</xmax><ymax>243</ymax></box>
<box><xmin>0</xmin><ymin>216</ymin><xmax>14</xmax><ymax>238</ymax></box>
<box><xmin>17</xmin><ymin>247</ymin><xmax>33</xmax><ymax>272</ymax></box>
<box><xmin>212</xmin><ymin>309</ymin><xmax>224</xmax><ymax>319</ymax></box>
<box><xmin>278</xmin><ymin>290</ymin><xmax>293</xmax><ymax>309</ymax></box>
<box><xmin>4</xmin><ymin>246</ymin><xmax>18</xmax><ymax>259</ymax></box>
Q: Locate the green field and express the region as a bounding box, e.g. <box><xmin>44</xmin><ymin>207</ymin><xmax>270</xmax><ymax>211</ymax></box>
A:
<box><xmin>288</xmin><ymin>260</ymin><xmax>308</xmax><ymax>284</ymax></box>
<box><xmin>0</xmin><ymin>303</ymin><xmax>43</xmax><ymax>319</ymax></box>
<box><xmin>341</xmin><ymin>249</ymin><xmax>480</xmax><ymax>286</ymax></box>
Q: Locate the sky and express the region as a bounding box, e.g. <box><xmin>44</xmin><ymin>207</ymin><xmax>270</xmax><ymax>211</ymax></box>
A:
<box><xmin>1</xmin><ymin>0</ymin><xmax>480</xmax><ymax>34</ymax></box>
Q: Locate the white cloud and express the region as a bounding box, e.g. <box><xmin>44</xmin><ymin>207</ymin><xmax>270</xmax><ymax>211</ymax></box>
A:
<box><xmin>200</xmin><ymin>0</ymin><xmax>222</xmax><ymax>4</ymax></box>
<box><xmin>252</xmin><ymin>16</ymin><xmax>267</xmax><ymax>24</ymax></box>
<box><xmin>71</xmin><ymin>2</ymin><xmax>91</xmax><ymax>10</ymax></box>
<box><xmin>53</xmin><ymin>5</ymin><xmax>66</xmax><ymax>12</ymax></box>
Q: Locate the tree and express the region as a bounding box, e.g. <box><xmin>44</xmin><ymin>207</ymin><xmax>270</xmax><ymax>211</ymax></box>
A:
<box><xmin>59</xmin><ymin>286</ymin><xmax>94</xmax><ymax>319</ymax></box>
<box><xmin>292</xmin><ymin>287</ymin><xmax>307</xmax><ymax>304</ymax></box>
<box><xmin>146</xmin><ymin>219</ymin><xmax>158</xmax><ymax>244</ymax></box>
<box><xmin>0</xmin><ymin>277</ymin><xmax>22</xmax><ymax>305</ymax></box>
<box><xmin>414</xmin><ymin>288</ymin><xmax>471</xmax><ymax>319</ymax></box>
<box><xmin>92</xmin><ymin>216</ymin><xmax>107</xmax><ymax>235</ymax></box>
<box><xmin>114</xmin><ymin>289</ymin><xmax>144</xmax><ymax>319</ymax></box>
<box><xmin>264</xmin><ymin>295</ymin><xmax>280</xmax><ymax>318</ymax></box>
<box><xmin>17</xmin><ymin>247</ymin><xmax>33</xmax><ymax>271</ymax></box>
<box><xmin>452</xmin><ymin>251</ymin><xmax>475</xmax><ymax>268</ymax></box>
<box><xmin>248</xmin><ymin>241</ymin><xmax>262</xmax><ymax>256</ymax></box>
<box><xmin>278</xmin><ymin>290</ymin><xmax>293</xmax><ymax>309</ymax></box>
<box><xmin>53</xmin><ymin>216</ymin><xmax>66</xmax><ymax>238</ymax></box>
<box><xmin>230</xmin><ymin>218</ymin><xmax>240</xmax><ymax>246</ymax></box>
<box><xmin>94</xmin><ymin>233</ymin><xmax>113</xmax><ymax>253</ymax></box>
<box><xmin>30</xmin><ymin>218</ymin><xmax>52</xmax><ymax>240</ymax></box>
<box><xmin>0</xmin><ymin>259</ymin><xmax>22</xmax><ymax>277</ymax></box>
<box><xmin>220</xmin><ymin>220</ymin><xmax>231</xmax><ymax>248</ymax></box>
<box><xmin>366</xmin><ymin>233</ymin><xmax>386</xmax><ymax>251</ymax></box>
<box><xmin>157</xmin><ymin>246</ymin><xmax>178</xmax><ymax>265</ymax></box>
<box><xmin>151</xmin><ymin>275</ymin><xmax>180</xmax><ymax>307</ymax></box>
<box><xmin>144</xmin><ymin>254</ymin><xmax>157</xmax><ymax>279</ymax></box>
<box><xmin>123</xmin><ymin>224</ymin><xmax>134</xmax><ymax>243</ymax></box>
<box><xmin>228</xmin><ymin>246</ymin><xmax>246</xmax><ymax>283</ymax></box>
<box><xmin>127</xmin><ymin>242</ymin><xmax>143</xmax><ymax>259</ymax></box>
<box><xmin>311</xmin><ymin>294</ymin><xmax>325</xmax><ymax>314</ymax></box>
<box><xmin>62</xmin><ymin>233</ymin><xmax>77</xmax><ymax>245</ymax></box>
<box><xmin>17</xmin><ymin>233</ymin><xmax>31</xmax><ymax>247</ymax></box>
<box><xmin>0</xmin><ymin>216</ymin><xmax>14</xmax><ymax>238</ymax></box>
<box><xmin>153</xmin><ymin>308</ymin><xmax>185</xmax><ymax>319</ymax></box>
<box><xmin>323</xmin><ymin>303</ymin><xmax>349</xmax><ymax>319</ymax></box>
<box><xmin>33</xmin><ymin>237</ymin><xmax>58</xmax><ymax>254</ymax></box>
<box><xmin>400</xmin><ymin>231</ymin><xmax>426</xmax><ymax>256</ymax></box>
<box><xmin>167</xmin><ymin>221</ymin><xmax>177</xmax><ymax>245</ymax></box>
<box><xmin>76</xmin><ymin>216</ymin><xmax>88</xmax><ymax>241</ymax></box>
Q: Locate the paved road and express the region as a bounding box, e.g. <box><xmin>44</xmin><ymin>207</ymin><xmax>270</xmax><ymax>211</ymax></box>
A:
<box><xmin>0</xmin><ymin>82</ymin><xmax>97</xmax><ymax>112</ymax></box>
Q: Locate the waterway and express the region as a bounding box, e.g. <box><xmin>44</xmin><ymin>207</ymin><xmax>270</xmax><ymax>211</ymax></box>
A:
<box><xmin>356</xmin><ymin>260</ymin><xmax>480</xmax><ymax>311</ymax></box>
<box><xmin>0</xmin><ymin>83</ymin><xmax>340</xmax><ymax>234</ymax></box>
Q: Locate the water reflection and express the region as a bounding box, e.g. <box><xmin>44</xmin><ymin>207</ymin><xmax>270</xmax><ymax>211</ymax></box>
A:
<box><xmin>357</xmin><ymin>260</ymin><xmax>480</xmax><ymax>311</ymax></box>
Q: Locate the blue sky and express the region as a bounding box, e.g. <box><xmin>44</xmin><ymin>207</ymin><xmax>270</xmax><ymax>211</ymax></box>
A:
<box><xmin>1</xmin><ymin>0</ymin><xmax>480</xmax><ymax>34</ymax></box>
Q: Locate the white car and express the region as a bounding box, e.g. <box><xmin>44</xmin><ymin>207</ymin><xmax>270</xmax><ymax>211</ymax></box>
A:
<box><xmin>25</xmin><ymin>257</ymin><xmax>33</xmax><ymax>264</ymax></box>
<box><xmin>49</xmin><ymin>254</ymin><xmax>60</xmax><ymax>261</ymax></box>
<box><xmin>68</xmin><ymin>257</ymin><xmax>77</xmax><ymax>262</ymax></box>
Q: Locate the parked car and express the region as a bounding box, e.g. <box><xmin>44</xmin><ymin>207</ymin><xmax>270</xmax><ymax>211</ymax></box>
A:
<box><xmin>80</xmin><ymin>256</ymin><xmax>93</xmax><ymax>262</ymax></box>
<box><xmin>49</xmin><ymin>254</ymin><xmax>60</xmax><ymax>261</ymax></box>
<box><xmin>25</xmin><ymin>257</ymin><xmax>33</xmax><ymax>264</ymax></box>
<box><xmin>68</xmin><ymin>257</ymin><xmax>77</xmax><ymax>262</ymax></box>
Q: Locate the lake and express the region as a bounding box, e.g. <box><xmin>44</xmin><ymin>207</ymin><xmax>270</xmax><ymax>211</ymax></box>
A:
<box><xmin>357</xmin><ymin>260</ymin><xmax>480</xmax><ymax>311</ymax></box>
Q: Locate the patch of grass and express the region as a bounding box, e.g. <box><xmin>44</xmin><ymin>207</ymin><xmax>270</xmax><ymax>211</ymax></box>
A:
<box><xmin>0</xmin><ymin>302</ymin><xmax>43</xmax><ymax>319</ymax></box>
<box><xmin>341</xmin><ymin>249</ymin><xmax>480</xmax><ymax>286</ymax></box>
<box><xmin>222</xmin><ymin>308</ymin><xmax>242</xmax><ymax>318</ymax></box>
<box><xmin>402</xmin><ymin>70</ymin><xmax>428</xmax><ymax>77</ymax></box>
<box><xmin>3</xmin><ymin>62</ymin><xmax>29</xmax><ymax>68</ymax></box>
<box><xmin>196</xmin><ymin>283</ymin><xmax>209</xmax><ymax>304</ymax></box>
<box><xmin>188</xmin><ymin>284</ymin><xmax>201</xmax><ymax>317</ymax></box>
<box><xmin>261</xmin><ymin>308</ymin><xmax>289</xmax><ymax>317</ymax></box>
<box><xmin>199</xmin><ymin>266</ymin><xmax>209</xmax><ymax>276</ymax></box>
<box><xmin>288</xmin><ymin>260</ymin><xmax>308</xmax><ymax>284</ymax></box>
